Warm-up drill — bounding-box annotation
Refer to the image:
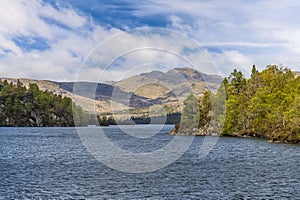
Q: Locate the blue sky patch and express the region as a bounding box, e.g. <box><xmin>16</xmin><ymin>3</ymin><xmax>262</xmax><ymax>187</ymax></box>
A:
<box><xmin>13</xmin><ymin>36</ymin><xmax>50</xmax><ymax>52</ymax></box>
<box><xmin>44</xmin><ymin>0</ymin><xmax>169</xmax><ymax>29</ymax></box>
<box><xmin>0</xmin><ymin>0</ymin><xmax>300</xmax><ymax>81</ymax></box>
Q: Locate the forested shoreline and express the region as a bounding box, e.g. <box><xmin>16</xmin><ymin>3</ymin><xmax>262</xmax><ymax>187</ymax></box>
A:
<box><xmin>0</xmin><ymin>80</ymin><xmax>88</xmax><ymax>127</ymax></box>
<box><xmin>2</xmin><ymin>64</ymin><xmax>300</xmax><ymax>144</ymax></box>
<box><xmin>174</xmin><ymin>65</ymin><xmax>300</xmax><ymax>144</ymax></box>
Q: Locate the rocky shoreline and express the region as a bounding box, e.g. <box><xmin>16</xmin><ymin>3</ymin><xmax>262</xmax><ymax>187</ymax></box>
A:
<box><xmin>169</xmin><ymin>127</ymin><xmax>300</xmax><ymax>144</ymax></box>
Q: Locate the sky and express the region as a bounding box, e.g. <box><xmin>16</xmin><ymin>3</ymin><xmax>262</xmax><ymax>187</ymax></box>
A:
<box><xmin>1</xmin><ymin>0</ymin><xmax>300</xmax><ymax>81</ymax></box>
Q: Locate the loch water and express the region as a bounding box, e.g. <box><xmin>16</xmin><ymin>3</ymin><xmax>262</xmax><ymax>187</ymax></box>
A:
<box><xmin>0</xmin><ymin>126</ymin><xmax>299</xmax><ymax>199</ymax></box>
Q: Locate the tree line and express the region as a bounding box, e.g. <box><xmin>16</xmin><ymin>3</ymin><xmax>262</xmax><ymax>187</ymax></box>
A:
<box><xmin>0</xmin><ymin>80</ymin><xmax>89</xmax><ymax>126</ymax></box>
<box><xmin>177</xmin><ymin>65</ymin><xmax>300</xmax><ymax>143</ymax></box>
<box><xmin>96</xmin><ymin>113</ymin><xmax>181</xmax><ymax>126</ymax></box>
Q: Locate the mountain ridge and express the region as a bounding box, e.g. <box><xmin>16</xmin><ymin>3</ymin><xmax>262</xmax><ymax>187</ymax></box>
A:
<box><xmin>0</xmin><ymin>67</ymin><xmax>223</xmax><ymax>117</ymax></box>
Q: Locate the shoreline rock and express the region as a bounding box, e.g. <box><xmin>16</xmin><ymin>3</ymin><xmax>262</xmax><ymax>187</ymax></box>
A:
<box><xmin>169</xmin><ymin>127</ymin><xmax>299</xmax><ymax>144</ymax></box>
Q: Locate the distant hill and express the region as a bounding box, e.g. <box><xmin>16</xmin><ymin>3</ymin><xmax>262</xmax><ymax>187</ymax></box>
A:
<box><xmin>110</xmin><ymin>67</ymin><xmax>222</xmax><ymax>99</ymax></box>
<box><xmin>1</xmin><ymin>67</ymin><xmax>223</xmax><ymax>118</ymax></box>
<box><xmin>143</xmin><ymin>67</ymin><xmax>222</xmax><ymax>84</ymax></box>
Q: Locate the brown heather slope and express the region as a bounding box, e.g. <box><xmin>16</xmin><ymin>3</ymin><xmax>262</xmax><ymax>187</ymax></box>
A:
<box><xmin>1</xmin><ymin>67</ymin><xmax>222</xmax><ymax>118</ymax></box>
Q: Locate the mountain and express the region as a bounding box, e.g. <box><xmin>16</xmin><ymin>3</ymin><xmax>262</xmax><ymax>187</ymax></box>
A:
<box><xmin>1</xmin><ymin>68</ymin><xmax>223</xmax><ymax>118</ymax></box>
<box><xmin>110</xmin><ymin>67</ymin><xmax>222</xmax><ymax>100</ymax></box>
<box><xmin>142</xmin><ymin>68</ymin><xmax>222</xmax><ymax>84</ymax></box>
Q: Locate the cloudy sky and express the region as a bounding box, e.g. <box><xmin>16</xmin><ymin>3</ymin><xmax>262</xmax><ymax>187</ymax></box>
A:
<box><xmin>1</xmin><ymin>0</ymin><xmax>300</xmax><ymax>81</ymax></box>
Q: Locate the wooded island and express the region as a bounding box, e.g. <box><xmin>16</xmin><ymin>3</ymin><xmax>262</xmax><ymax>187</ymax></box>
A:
<box><xmin>174</xmin><ymin>65</ymin><xmax>300</xmax><ymax>144</ymax></box>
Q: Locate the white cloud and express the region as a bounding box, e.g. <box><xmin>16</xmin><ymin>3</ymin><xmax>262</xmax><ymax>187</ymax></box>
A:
<box><xmin>0</xmin><ymin>1</ymin><xmax>54</xmax><ymax>38</ymax></box>
<box><xmin>1</xmin><ymin>0</ymin><xmax>300</xmax><ymax>82</ymax></box>
<box><xmin>0</xmin><ymin>0</ymin><xmax>121</xmax><ymax>81</ymax></box>
<box><xmin>132</xmin><ymin>0</ymin><xmax>300</xmax><ymax>72</ymax></box>
<box><xmin>212</xmin><ymin>50</ymin><xmax>254</xmax><ymax>76</ymax></box>
<box><xmin>0</xmin><ymin>35</ymin><xmax>22</xmax><ymax>56</ymax></box>
<box><xmin>40</xmin><ymin>3</ymin><xmax>87</xmax><ymax>29</ymax></box>
<box><xmin>78</xmin><ymin>28</ymin><xmax>220</xmax><ymax>81</ymax></box>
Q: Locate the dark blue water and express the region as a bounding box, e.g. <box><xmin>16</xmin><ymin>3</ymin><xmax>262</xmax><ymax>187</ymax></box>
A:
<box><xmin>0</xmin><ymin>126</ymin><xmax>299</xmax><ymax>199</ymax></box>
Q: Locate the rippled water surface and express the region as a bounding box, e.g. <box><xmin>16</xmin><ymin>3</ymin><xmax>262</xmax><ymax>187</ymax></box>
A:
<box><xmin>0</xmin><ymin>126</ymin><xmax>299</xmax><ymax>199</ymax></box>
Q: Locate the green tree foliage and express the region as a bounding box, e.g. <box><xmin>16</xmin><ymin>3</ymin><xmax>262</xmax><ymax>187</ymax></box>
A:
<box><xmin>73</xmin><ymin>103</ymin><xmax>89</xmax><ymax>126</ymax></box>
<box><xmin>222</xmin><ymin>65</ymin><xmax>300</xmax><ymax>143</ymax></box>
<box><xmin>0</xmin><ymin>80</ymin><xmax>88</xmax><ymax>126</ymax></box>
<box><xmin>178</xmin><ymin>65</ymin><xmax>300</xmax><ymax>143</ymax></box>
<box><xmin>180</xmin><ymin>93</ymin><xmax>200</xmax><ymax>130</ymax></box>
<box><xmin>221</xmin><ymin>68</ymin><xmax>246</xmax><ymax>133</ymax></box>
<box><xmin>119</xmin><ymin>113</ymin><xmax>181</xmax><ymax>125</ymax></box>
<box><xmin>97</xmin><ymin>115</ymin><xmax>111</xmax><ymax>126</ymax></box>
<box><xmin>199</xmin><ymin>90</ymin><xmax>212</xmax><ymax>131</ymax></box>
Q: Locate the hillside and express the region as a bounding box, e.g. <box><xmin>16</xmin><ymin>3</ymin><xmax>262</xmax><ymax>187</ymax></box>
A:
<box><xmin>1</xmin><ymin>67</ymin><xmax>222</xmax><ymax>118</ymax></box>
<box><xmin>110</xmin><ymin>67</ymin><xmax>222</xmax><ymax>99</ymax></box>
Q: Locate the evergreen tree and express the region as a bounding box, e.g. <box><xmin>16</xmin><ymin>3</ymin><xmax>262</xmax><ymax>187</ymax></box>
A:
<box><xmin>180</xmin><ymin>93</ymin><xmax>200</xmax><ymax>130</ymax></box>
<box><xmin>176</xmin><ymin>65</ymin><xmax>300</xmax><ymax>143</ymax></box>
<box><xmin>199</xmin><ymin>90</ymin><xmax>212</xmax><ymax>132</ymax></box>
<box><xmin>0</xmin><ymin>81</ymin><xmax>88</xmax><ymax>127</ymax></box>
